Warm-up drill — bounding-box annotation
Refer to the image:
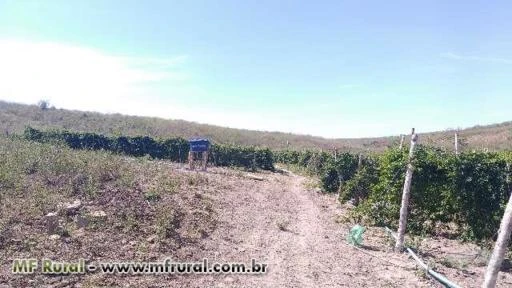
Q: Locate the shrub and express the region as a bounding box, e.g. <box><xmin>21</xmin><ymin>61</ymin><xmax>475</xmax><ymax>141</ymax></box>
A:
<box><xmin>339</xmin><ymin>157</ymin><xmax>378</xmax><ymax>205</ymax></box>
<box><xmin>23</xmin><ymin>127</ymin><xmax>274</xmax><ymax>170</ymax></box>
<box><xmin>352</xmin><ymin>146</ymin><xmax>512</xmax><ymax>242</ymax></box>
<box><xmin>451</xmin><ymin>152</ymin><xmax>511</xmax><ymax>240</ymax></box>
<box><xmin>320</xmin><ymin>153</ymin><xmax>359</xmax><ymax>193</ymax></box>
<box><xmin>37</xmin><ymin>100</ymin><xmax>51</xmax><ymax>110</ymax></box>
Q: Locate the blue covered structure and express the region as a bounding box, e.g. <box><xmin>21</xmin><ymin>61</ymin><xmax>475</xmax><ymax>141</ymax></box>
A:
<box><xmin>188</xmin><ymin>138</ymin><xmax>210</xmax><ymax>171</ymax></box>
<box><xmin>188</xmin><ymin>138</ymin><xmax>210</xmax><ymax>152</ymax></box>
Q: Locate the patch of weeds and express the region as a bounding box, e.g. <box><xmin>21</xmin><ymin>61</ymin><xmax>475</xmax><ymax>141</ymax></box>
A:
<box><xmin>155</xmin><ymin>206</ymin><xmax>184</xmax><ymax>244</ymax></box>
<box><xmin>439</xmin><ymin>257</ymin><xmax>467</xmax><ymax>269</ymax></box>
<box><xmin>426</xmin><ymin>259</ymin><xmax>438</xmax><ymax>271</ymax></box>
<box><xmin>32</xmin><ymin>186</ymin><xmax>56</xmax><ymax>217</ymax></box>
<box><xmin>70</xmin><ymin>172</ymin><xmax>101</xmax><ymax>199</ymax></box>
<box><xmin>144</xmin><ymin>190</ymin><xmax>161</xmax><ymax>202</ymax></box>
<box><xmin>414</xmin><ymin>267</ymin><xmax>429</xmax><ymax>280</ymax></box>
<box><xmin>276</xmin><ymin>219</ymin><xmax>290</xmax><ymax>232</ymax></box>
<box><xmin>0</xmin><ymin>223</ymin><xmax>9</xmax><ymax>250</ymax></box>
<box><xmin>405</xmin><ymin>235</ymin><xmax>425</xmax><ymax>252</ymax></box>
<box><xmin>155</xmin><ymin>175</ymin><xmax>180</xmax><ymax>194</ymax></box>
<box><xmin>119</xmin><ymin>211</ymin><xmax>139</xmax><ymax>233</ymax></box>
<box><xmin>137</xmin><ymin>242</ymin><xmax>150</xmax><ymax>254</ymax></box>
<box><xmin>473</xmin><ymin>247</ymin><xmax>492</xmax><ymax>266</ymax></box>
<box><xmin>22</xmin><ymin>158</ymin><xmax>39</xmax><ymax>174</ymax></box>
<box><xmin>304</xmin><ymin>179</ymin><xmax>320</xmax><ymax>190</ymax></box>
<box><xmin>56</xmin><ymin>223</ymin><xmax>71</xmax><ymax>238</ymax></box>
<box><xmin>335</xmin><ymin>213</ymin><xmax>357</xmax><ymax>225</ymax></box>
<box><xmin>187</xmin><ymin>174</ymin><xmax>208</xmax><ymax>186</ymax></box>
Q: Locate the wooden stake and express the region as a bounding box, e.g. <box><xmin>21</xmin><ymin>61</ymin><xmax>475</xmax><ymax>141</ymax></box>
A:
<box><xmin>188</xmin><ymin>151</ymin><xmax>194</xmax><ymax>170</ymax></box>
<box><xmin>202</xmin><ymin>151</ymin><xmax>208</xmax><ymax>171</ymax></box>
<box><xmin>507</xmin><ymin>163</ymin><xmax>510</xmax><ymax>185</ymax></box>
<box><xmin>395</xmin><ymin>128</ymin><xmax>418</xmax><ymax>251</ymax></box>
<box><xmin>455</xmin><ymin>132</ymin><xmax>459</xmax><ymax>156</ymax></box>
<box><xmin>483</xmin><ymin>191</ymin><xmax>512</xmax><ymax>288</ymax></box>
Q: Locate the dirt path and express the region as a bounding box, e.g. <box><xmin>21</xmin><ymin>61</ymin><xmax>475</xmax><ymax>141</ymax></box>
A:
<box><xmin>173</xmin><ymin>169</ymin><xmax>431</xmax><ymax>287</ymax></box>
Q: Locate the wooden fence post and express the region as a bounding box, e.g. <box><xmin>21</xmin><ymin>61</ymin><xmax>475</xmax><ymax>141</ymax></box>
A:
<box><xmin>395</xmin><ymin>128</ymin><xmax>418</xmax><ymax>251</ymax></box>
<box><xmin>483</xmin><ymin>191</ymin><xmax>512</xmax><ymax>288</ymax></box>
<box><xmin>507</xmin><ymin>163</ymin><xmax>510</xmax><ymax>185</ymax></box>
<box><xmin>454</xmin><ymin>132</ymin><xmax>459</xmax><ymax>156</ymax></box>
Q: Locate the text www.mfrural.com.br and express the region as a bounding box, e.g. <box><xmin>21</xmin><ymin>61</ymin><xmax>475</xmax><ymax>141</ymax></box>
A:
<box><xmin>12</xmin><ymin>258</ymin><xmax>267</xmax><ymax>275</ymax></box>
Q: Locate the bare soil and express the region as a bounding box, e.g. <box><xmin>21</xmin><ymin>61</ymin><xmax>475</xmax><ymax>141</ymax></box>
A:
<box><xmin>170</xmin><ymin>167</ymin><xmax>512</xmax><ymax>288</ymax></box>
<box><xmin>2</xmin><ymin>164</ymin><xmax>511</xmax><ymax>287</ymax></box>
<box><xmin>168</xmin><ymin>168</ymin><xmax>430</xmax><ymax>288</ymax></box>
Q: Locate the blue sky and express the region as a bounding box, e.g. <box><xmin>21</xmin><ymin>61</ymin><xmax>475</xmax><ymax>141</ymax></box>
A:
<box><xmin>0</xmin><ymin>1</ymin><xmax>511</xmax><ymax>138</ymax></box>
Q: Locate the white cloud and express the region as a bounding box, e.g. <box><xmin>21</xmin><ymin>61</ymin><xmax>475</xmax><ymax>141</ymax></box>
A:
<box><xmin>0</xmin><ymin>40</ymin><xmax>307</xmax><ymax>136</ymax></box>
<box><xmin>0</xmin><ymin>39</ymin><xmax>188</xmax><ymax>113</ymax></box>
<box><xmin>122</xmin><ymin>55</ymin><xmax>189</xmax><ymax>68</ymax></box>
<box><xmin>440</xmin><ymin>52</ymin><xmax>512</xmax><ymax>64</ymax></box>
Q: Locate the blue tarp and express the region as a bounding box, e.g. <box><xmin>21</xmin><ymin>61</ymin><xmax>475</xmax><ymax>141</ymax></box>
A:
<box><xmin>189</xmin><ymin>138</ymin><xmax>210</xmax><ymax>152</ymax></box>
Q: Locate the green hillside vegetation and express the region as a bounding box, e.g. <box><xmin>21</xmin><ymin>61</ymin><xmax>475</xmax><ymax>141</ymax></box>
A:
<box><xmin>3</xmin><ymin>100</ymin><xmax>511</xmax><ymax>152</ymax></box>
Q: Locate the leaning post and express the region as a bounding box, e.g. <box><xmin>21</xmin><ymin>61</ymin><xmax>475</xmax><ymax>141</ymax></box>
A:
<box><xmin>395</xmin><ymin>128</ymin><xmax>418</xmax><ymax>251</ymax></box>
<box><xmin>482</xmin><ymin>190</ymin><xmax>512</xmax><ymax>288</ymax></box>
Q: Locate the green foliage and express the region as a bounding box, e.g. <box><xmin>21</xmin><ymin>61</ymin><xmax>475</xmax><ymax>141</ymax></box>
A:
<box><xmin>451</xmin><ymin>152</ymin><xmax>511</xmax><ymax>240</ymax></box>
<box><xmin>353</xmin><ymin>146</ymin><xmax>512</xmax><ymax>242</ymax></box>
<box><xmin>23</xmin><ymin>127</ymin><xmax>274</xmax><ymax>170</ymax></box>
<box><xmin>210</xmin><ymin>145</ymin><xmax>274</xmax><ymax>171</ymax></box>
<box><xmin>321</xmin><ymin>153</ymin><xmax>359</xmax><ymax>193</ymax></box>
<box><xmin>320</xmin><ymin>165</ymin><xmax>340</xmax><ymax>192</ymax></box>
<box><xmin>339</xmin><ymin>158</ymin><xmax>378</xmax><ymax>205</ymax></box>
<box><xmin>351</xmin><ymin>148</ymin><xmax>407</xmax><ymax>227</ymax></box>
<box><xmin>273</xmin><ymin>150</ymin><xmax>301</xmax><ymax>165</ymax></box>
<box><xmin>275</xmin><ymin>149</ymin><xmax>359</xmax><ymax>193</ymax></box>
<box><xmin>277</xmin><ymin>145</ymin><xmax>512</xmax><ymax>243</ymax></box>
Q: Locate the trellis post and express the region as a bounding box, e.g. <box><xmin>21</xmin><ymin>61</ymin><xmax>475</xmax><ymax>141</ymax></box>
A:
<box><xmin>395</xmin><ymin>128</ymin><xmax>418</xmax><ymax>251</ymax></box>
<box><xmin>399</xmin><ymin>134</ymin><xmax>405</xmax><ymax>150</ymax></box>
<box><xmin>483</xmin><ymin>191</ymin><xmax>512</xmax><ymax>288</ymax></box>
<box><xmin>454</xmin><ymin>132</ymin><xmax>459</xmax><ymax>156</ymax></box>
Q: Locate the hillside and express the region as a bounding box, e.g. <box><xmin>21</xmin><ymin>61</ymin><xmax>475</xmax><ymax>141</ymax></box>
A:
<box><xmin>1</xmin><ymin>100</ymin><xmax>511</xmax><ymax>152</ymax></box>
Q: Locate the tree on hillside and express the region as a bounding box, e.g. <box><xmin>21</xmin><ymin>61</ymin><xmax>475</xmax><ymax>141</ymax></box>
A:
<box><xmin>37</xmin><ymin>100</ymin><xmax>51</xmax><ymax>110</ymax></box>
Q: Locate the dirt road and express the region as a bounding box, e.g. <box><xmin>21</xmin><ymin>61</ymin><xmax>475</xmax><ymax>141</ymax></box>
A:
<box><xmin>173</xmin><ymin>169</ymin><xmax>431</xmax><ymax>287</ymax></box>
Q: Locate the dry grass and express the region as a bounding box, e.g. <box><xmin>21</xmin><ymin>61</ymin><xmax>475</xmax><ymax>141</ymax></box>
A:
<box><xmin>2</xmin><ymin>100</ymin><xmax>511</xmax><ymax>152</ymax></box>
<box><xmin>0</xmin><ymin>136</ymin><xmax>217</xmax><ymax>286</ymax></box>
